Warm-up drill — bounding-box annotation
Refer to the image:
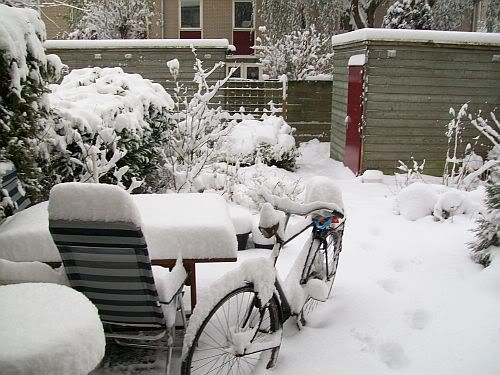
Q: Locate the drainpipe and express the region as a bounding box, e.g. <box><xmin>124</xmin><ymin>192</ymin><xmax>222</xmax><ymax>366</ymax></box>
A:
<box><xmin>160</xmin><ymin>0</ymin><xmax>165</xmax><ymax>38</ymax></box>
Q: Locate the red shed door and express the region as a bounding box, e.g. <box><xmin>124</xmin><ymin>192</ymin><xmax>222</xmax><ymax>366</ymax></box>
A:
<box><xmin>344</xmin><ymin>66</ymin><xmax>365</xmax><ymax>175</ymax></box>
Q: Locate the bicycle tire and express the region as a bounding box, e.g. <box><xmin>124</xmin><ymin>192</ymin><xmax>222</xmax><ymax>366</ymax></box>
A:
<box><xmin>299</xmin><ymin>237</ymin><xmax>323</xmax><ymax>325</ymax></box>
<box><xmin>181</xmin><ymin>285</ymin><xmax>282</xmax><ymax>375</ymax></box>
<box><xmin>325</xmin><ymin>228</ymin><xmax>343</xmax><ymax>298</ymax></box>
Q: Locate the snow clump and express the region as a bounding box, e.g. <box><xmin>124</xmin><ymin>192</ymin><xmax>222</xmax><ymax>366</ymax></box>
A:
<box><xmin>394</xmin><ymin>183</ymin><xmax>438</xmax><ymax>220</ymax></box>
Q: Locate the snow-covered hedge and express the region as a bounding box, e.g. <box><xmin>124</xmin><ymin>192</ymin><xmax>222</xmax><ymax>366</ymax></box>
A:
<box><xmin>0</xmin><ymin>5</ymin><xmax>64</xmax><ymax>201</ymax></box>
<box><xmin>220</xmin><ymin>115</ymin><xmax>299</xmax><ymax>171</ymax></box>
<box><xmin>43</xmin><ymin>67</ymin><xmax>174</xmax><ymax>192</ymax></box>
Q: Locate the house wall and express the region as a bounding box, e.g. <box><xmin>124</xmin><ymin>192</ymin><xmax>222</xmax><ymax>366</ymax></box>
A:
<box><xmin>331</xmin><ymin>37</ymin><xmax>500</xmax><ymax>176</ymax></box>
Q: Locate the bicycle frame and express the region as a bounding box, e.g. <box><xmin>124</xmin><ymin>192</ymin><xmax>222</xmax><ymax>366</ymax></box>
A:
<box><xmin>266</xmin><ymin>210</ymin><xmax>345</xmax><ymax>324</ymax></box>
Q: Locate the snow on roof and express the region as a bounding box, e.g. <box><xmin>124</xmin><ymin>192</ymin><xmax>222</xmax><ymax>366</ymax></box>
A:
<box><xmin>44</xmin><ymin>38</ymin><xmax>230</xmax><ymax>50</ymax></box>
<box><xmin>332</xmin><ymin>28</ymin><xmax>500</xmax><ymax>47</ymax></box>
<box><xmin>348</xmin><ymin>53</ymin><xmax>367</xmax><ymax>66</ymax></box>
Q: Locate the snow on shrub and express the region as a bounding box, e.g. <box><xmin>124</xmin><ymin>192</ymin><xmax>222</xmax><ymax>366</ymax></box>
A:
<box><xmin>231</xmin><ymin>163</ymin><xmax>304</xmax><ymax>210</ymax></box>
<box><xmin>220</xmin><ymin>115</ymin><xmax>299</xmax><ymax>171</ymax></box>
<box><xmin>394</xmin><ymin>183</ymin><xmax>438</xmax><ymax>221</ymax></box>
<box><xmin>0</xmin><ymin>5</ymin><xmax>64</xmax><ymax>201</ymax></box>
<box><xmin>255</xmin><ymin>24</ymin><xmax>333</xmax><ymax>80</ymax></box>
<box><xmin>43</xmin><ymin>67</ymin><xmax>174</xmax><ymax>192</ymax></box>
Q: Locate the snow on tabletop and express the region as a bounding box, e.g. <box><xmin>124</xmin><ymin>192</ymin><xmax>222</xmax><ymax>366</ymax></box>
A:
<box><xmin>305</xmin><ymin>73</ymin><xmax>333</xmax><ymax>81</ymax></box>
<box><xmin>0</xmin><ymin>283</ymin><xmax>105</xmax><ymax>375</ymax></box>
<box><xmin>0</xmin><ymin>259</ymin><xmax>68</xmax><ymax>286</ymax></box>
<box><xmin>44</xmin><ymin>38</ymin><xmax>230</xmax><ymax>49</ymax></box>
<box><xmin>332</xmin><ymin>28</ymin><xmax>500</xmax><ymax>47</ymax></box>
<box><xmin>182</xmin><ymin>257</ymin><xmax>276</xmax><ymax>358</ymax></box>
<box><xmin>0</xmin><ymin>202</ymin><xmax>60</xmax><ymax>262</ymax></box>
<box><xmin>228</xmin><ymin>204</ymin><xmax>253</xmax><ymax>234</ymax></box>
<box><xmin>133</xmin><ymin>193</ymin><xmax>237</xmax><ymax>260</ymax></box>
<box><xmin>348</xmin><ymin>53</ymin><xmax>367</xmax><ymax>66</ymax></box>
<box><xmin>49</xmin><ymin>182</ymin><xmax>142</xmax><ymax>225</ymax></box>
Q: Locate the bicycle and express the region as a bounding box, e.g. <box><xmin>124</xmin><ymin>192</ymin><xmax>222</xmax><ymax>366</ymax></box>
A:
<box><xmin>181</xmin><ymin>187</ymin><xmax>346</xmax><ymax>375</ymax></box>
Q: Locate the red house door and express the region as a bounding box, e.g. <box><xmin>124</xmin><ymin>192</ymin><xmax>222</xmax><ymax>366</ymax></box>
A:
<box><xmin>344</xmin><ymin>66</ymin><xmax>365</xmax><ymax>175</ymax></box>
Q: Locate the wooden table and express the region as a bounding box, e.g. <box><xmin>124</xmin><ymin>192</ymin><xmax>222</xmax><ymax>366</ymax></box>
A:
<box><xmin>0</xmin><ymin>193</ymin><xmax>238</xmax><ymax>309</ymax></box>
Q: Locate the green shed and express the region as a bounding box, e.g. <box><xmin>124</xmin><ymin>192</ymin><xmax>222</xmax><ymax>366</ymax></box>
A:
<box><xmin>330</xmin><ymin>29</ymin><xmax>500</xmax><ymax>176</ymax></box>
<box><xmin>44</xmin><ymin>39</ymin><xmax>230</xmax><ymax>90</ymax></box>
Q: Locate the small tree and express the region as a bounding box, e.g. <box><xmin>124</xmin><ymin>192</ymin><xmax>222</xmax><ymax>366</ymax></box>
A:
<box><xmin>470</xmin><ymin>174</ymin><xmax>499</xmax><ymax>267</ymax></box>
<box><xmin>161</xmin><ymin>54</ymin><xmax>235</xmax><ymax>192</ymax></box>
<box><xmin>430</xmin><ymin>0</ymin><xmax>474</xmax><ymax>31</ymax></box>
<box><xmin>67</xmin><ymin>0</ymin><xmax>153</xmax><ymax>39</ymax></box>
<box><xmin>256</xmin><ymin>24</ymin><xmax>334</xmax><ymax>80</ymax></box>
<box><xmin>383</xmin><ymin>0</ymin><xmax>433</xmax><ymax>29</ymax></box>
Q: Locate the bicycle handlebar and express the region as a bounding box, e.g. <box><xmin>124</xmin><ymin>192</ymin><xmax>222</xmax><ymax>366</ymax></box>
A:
<box><xmin>260</xmin><ymin>189</ymin><xmax>345</xmax><ymax>219</ymax></box>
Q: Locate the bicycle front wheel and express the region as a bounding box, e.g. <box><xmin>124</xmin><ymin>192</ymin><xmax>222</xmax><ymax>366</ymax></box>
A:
<box><xmin>182</xmin><ymin>285</ymin><xmax>282</xmax><ymax>375</ymax></box>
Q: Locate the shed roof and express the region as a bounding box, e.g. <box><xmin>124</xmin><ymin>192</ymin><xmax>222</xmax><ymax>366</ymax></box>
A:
<box><xmin>332</xmin><ymin>29</ymin><xmax>500</xmax><ymax>47</ymax></box>
<box><xmin>44</xmin><ymin>38</ymin><xmax>230</xmax><ymax>50</ymax></box>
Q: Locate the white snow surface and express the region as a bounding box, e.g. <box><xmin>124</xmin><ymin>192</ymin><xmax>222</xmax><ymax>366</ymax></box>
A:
<box><xmin>193</xmin><ymin>140</ymin><xmax>500</xmax><ymax>375</ymax></box>
<box><xmin>0</xmin><ymin>283</ymin><xmax>105</xmax><ymax>375</ymax></box>
<box><xmin>0</xmin><ymin>259</ymin><xmax>68</xmax><ymax>286</ymax></box>
<box><xmin>0</xmin><ymin>161</ymin><xmax>14</xmax><ymax>176</ymax></box>
<box><xmin>44</xmin><ymin>38</ymin><xmax>230</xmax><ymax>49</ymax></box>
<box><xmin>304</xmin><ymin>176</ymin><xmax>344</xmax><ymax>211</ymax></box>
<box><xmin>332</xmin><ymin>28</ymin><xmax>500</xmax><ymax>46</ymax></box>
<box><xmin>49</xmin><ymin>182</ymin><xmax>142</xmax><ymax>225</ymax></box>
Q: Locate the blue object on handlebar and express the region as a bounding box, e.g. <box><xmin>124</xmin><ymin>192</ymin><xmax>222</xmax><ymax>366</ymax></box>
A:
<box><xmin>312</xmin><ymin>216</ymin><xmax>333</xmax><ymax>230</ymax></box>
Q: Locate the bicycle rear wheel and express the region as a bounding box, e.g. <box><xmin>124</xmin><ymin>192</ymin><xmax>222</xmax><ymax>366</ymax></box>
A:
<box><xmin>324</xmin><ymin>228</ymin><xmax>344</xmax><ymax>298</ymax></box>
<box><xmin>181</xmin><ymin>285</ymin><xmax>282</xmax><ymax>375</ymax></box>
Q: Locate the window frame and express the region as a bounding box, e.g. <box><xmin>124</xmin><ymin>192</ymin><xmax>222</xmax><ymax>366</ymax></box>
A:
<box><xmin>179</xmin><ymin>0</ymin><xmax>203</xmax><ymax>34</ymax></box>
<box><xmin>232</xmin><ymin>0</ymin><xmax>255</xmax><ymax>31</ymax></box>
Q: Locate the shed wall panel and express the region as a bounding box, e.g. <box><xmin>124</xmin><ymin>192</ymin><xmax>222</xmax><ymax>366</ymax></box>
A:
<box><xmin>332</xmin><ymin>38</ymin><xmax>500</xmax><ymax>177</ymax></box>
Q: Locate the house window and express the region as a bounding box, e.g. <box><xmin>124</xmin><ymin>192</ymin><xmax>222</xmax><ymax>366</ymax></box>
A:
<box><xmin>181</xmin><ymin>0</ymin><xmax>200</xmax><ymax>29</ymax></box>
<box><xmin>234</xmin><ymin>1</ymin><xmax>253</xmax><ymax>29</ymax></box>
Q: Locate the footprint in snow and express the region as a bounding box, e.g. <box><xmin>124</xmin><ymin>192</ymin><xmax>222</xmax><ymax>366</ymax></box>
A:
<box><xmin>405</xmin><ymin>309</ymin><xmax>431</xmax><ymax>330</ymax></box>
<box><xmin>369</xmin><ymin>227</ymin><xmax>381</xmax><ymax>236</ymax></box>
<box><xmin>376</xmin><ymin>278</ymin><xmax>402</xmax><ymax>294</ymax></box>
<box><xmin>377</xmin><ymin>341</ymin><xmax>410</xmax><ymax>370</ymax></box>
<box><xmin>360</xmin><ymin>241</ymin><xmax>373</xmax><ymax>251</ymax></box>
<box><xmin>391</xmin><ymin>258</ymin><xmax>407</xmax><ymax>272</ymax></box>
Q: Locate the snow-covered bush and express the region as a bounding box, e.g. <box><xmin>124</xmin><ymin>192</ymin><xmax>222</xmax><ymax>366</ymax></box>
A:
<box><xmin>67</xmin><ymin>0</ymin><xmax>153</xmax><ymax>40</ymax></box>
<box><xmin>0</xmin><ymin>5</ymin><xmax>64</xmax><ymax>201</ymax></box>
<box><xmin>383</xmin><ymin>0</ymin><xmax>433</xmax><ymax>30</ymax></box>
<box><xmin>160</xmin><ymin>56</ymin><xmax>234</xmax><ymax>192</ymax></box>
<box><xmin>231</xmin><ymin>163</ymin><xmax>304</xmax><ymax>210</ymax></box>
<box><xmin>470</xmin><ymin>179</ymin><xmax>499</xmax><ymax>267</ymax></box>
<box><xmin>394</xmin><ymin>182</ymin><xmax>438</xmax><ymax>220</ymax></box>
<box><xmin>43</xmin><ymin>67</ymin><xmax>174</xmax><ymax>192</ymax></box>
<box><xmin>220</xmin><ymin>115</ymin><xmax>299</xmax><ymax>171</ymax></box>
<box><xmin>256</xmin><ymin>24</ymin><xmax>334</xmax><ymax>80</ymax></box>
<box><xmin>443</xmin><ymin>104</ymin><xmax>498</xmax><ymax>190</ymax></box>
<box><xmin>395</xmin><ymin>157</ymin><xmax>426</xmax><ymax>189</ymax></box>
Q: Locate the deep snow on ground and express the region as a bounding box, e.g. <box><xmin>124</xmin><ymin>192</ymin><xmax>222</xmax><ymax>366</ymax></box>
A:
<box><xmin>93</xmin><ymin>140</ymin><xmax>499</xmax><ymax>374</ymax></box>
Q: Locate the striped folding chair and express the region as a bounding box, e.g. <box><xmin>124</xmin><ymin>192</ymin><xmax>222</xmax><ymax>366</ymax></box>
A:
<box><xmin>1</xmin><ymin>161</ymin><xmax>31</xmax><ymax>218</ymax></box>
<box><xmin>48</xmin><ymin>182</ymin><xmax>186</xmax><ymax>375</ymax></box>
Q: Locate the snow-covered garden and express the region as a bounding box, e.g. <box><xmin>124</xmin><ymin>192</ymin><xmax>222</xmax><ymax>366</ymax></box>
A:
<box><xmin>1</xmin><ymin>3</ymin><xmax>499</xmax><ymax>375</ymax></box>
